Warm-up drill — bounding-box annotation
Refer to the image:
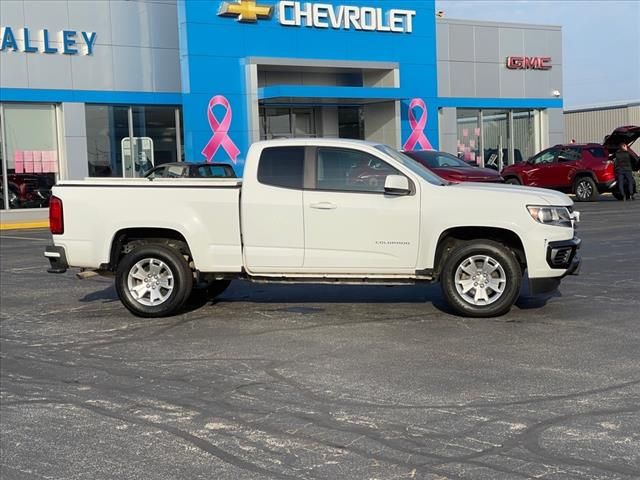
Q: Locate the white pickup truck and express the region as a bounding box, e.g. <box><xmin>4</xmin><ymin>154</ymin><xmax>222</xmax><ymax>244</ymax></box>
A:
<box><xmin>45</xmin><ymin>139</ymin><xmax>581</xmax><ymax>318</ymax></box>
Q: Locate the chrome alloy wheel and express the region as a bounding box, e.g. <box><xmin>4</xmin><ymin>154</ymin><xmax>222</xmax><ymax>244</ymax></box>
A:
<box><xmin>127</xmin><ymin>258</ymin><xmax>174</xmax><ymax>306</ymax></box>
<box><xmin>576</xmin><ymin>180</ymin><xmax>593</xmax><ymax>200</ymax></box>
<box><xmin>454</xmin><ymin>255</ymin><xmax>507</xmax><ymax>306</ymax></box>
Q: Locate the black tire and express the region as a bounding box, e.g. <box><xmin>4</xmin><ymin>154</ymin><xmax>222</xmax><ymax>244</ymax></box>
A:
<box><xmin>115</xmin><ymin>244</ymin><xmax>193</xmax><ymax>318</ymax></box>
<box><xmin>574</xmin><ymin>176</ymin><xmax>598</xmax><ymax>202</ymax></box>
<box><xmin>440</xmin><ymin>240</ymin><xmax>522</xmax><ymax>318</ymax></box>
<box><xmin>505</xmin><ymin>177</ymin><xmax>520</xmax><ymax>185</ymax></box>
<box><xmin>207</xmin><ymin>280</ymin><xmax>231</xmax><ymax>299</ymax></box>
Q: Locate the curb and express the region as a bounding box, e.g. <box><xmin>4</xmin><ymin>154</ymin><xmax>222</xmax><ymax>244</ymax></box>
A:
<box><xmin>0</xmin><ymin>221</ymin><xmax>50</xmax><ymax>231</ymax></box>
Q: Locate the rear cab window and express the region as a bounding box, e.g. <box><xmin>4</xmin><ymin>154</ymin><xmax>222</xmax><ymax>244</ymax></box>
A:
<box><xmin>257</xmin><ymin>147</ymin><xmax>305</xmax><ymax>189</ymax></box>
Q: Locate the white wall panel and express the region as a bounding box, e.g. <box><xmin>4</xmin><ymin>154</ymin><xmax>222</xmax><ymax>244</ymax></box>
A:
<box><xmin>0</xmin><ymin>51</ymin><xmax>28</xmax><ymax>87</ymax></box>
<box><xmin>26</xmin><ymin>43</ymin><xmax>73</xmax><ymax>89</ymax></box>
<box><xmin>23</xmin><ymin>0</ymin><xmax>69</xmax><ymax>33</ymax></box>
<box><xmin>70</xmin><ymin>44</ymin><xmax>115</xmax><ymax>91</ymax></box>
<box><xmin>112</xmin><ymin>45</ymin><xmax>154</xmax><ymax>91</ymax></box>
<box><xmin>0</xmin><ymin>0</ymin><xmax>181</xmax><ymax>93</ymax></box>
<box><xmin>68</xmin><ymin>0</ymin><xmax>112</xmax><ymax>46</ymax></box>
<box><xmin>0</xmin><ymin>1</ymin><xmax>25</xmax><ymax>27</ymax></box>
<box><xmin>438</xmin><ymin>19</ymin><xmax>562</xmax><ymax>101</ymax></box>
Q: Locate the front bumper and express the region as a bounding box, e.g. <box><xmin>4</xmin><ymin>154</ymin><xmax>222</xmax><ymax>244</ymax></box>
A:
<box><xmin>546</xmin><ymin>237</ymin><xmax>582</xmax><ymax>271</ymax></box>
<box><xmin>44</xmin><ymin>245</ymin><xmax>68</xmax><ymax>274</ymax></box>
<box><xmin>529</xmin><ymin>237</ymin><xmax>581</xmax><ymax>295</ymax></box>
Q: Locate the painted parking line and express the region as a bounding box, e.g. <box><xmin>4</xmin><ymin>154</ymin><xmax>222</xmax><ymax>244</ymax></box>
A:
<box><xmin>0</xmin><ymin>221</ymin><xmax>49</xmax><ymax>231</ymax></box>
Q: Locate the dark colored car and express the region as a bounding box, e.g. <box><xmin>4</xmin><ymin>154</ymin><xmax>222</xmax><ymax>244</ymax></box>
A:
<box><xmin>500</xmin><ymin>144</ymin><xmax>616</xmax><ymax>202</ymax></box>
<box><xmin>145</xmin><ymin>162</ymin><xmax>236</xmax><ymax>179</ymax></box>
<box><xmin>403</xmin><ymin>150</ymin><xmax>504</xmax><ymax>183</ymax></box>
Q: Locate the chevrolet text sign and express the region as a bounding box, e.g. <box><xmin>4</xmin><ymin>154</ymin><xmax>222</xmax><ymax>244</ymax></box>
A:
<box><xmin>219</xmin><ymin>0</ymin><xmax>417</xmax><ymax>33</ymax></box>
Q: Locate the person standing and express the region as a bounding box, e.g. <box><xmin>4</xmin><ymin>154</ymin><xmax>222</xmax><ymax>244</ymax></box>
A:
<box><xmin>614</xmin><ymin>143</ymin><xmax>636</xmax><ymax>200</ymax></box>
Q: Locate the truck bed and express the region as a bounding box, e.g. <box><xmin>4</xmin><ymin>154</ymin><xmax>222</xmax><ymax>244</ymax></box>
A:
<box><xmin>51</xmin><ymin>178</ymin><xmax>243</xmax><ymax>272</ymax></box>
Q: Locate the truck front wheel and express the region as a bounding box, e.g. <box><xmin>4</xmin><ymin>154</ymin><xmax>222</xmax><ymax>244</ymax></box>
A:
<box><xmin>440</xmin><ymin>240</ymin><xmax>522</xmax><ymax>317</ymax></box>
<box><xmin>115</xmin><ymin>244</ymin><xmax>193</xmax><ymax>318</ymax></box>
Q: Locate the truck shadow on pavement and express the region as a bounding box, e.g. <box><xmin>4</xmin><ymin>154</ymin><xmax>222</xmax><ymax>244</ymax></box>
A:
<box><xmin>78</xmin><ymin>280</ymin><xmax>559</xmax><ymax>318</ymax></box>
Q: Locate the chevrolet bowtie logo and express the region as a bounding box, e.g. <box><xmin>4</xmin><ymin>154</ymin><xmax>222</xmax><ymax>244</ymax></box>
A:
<box><xmin>218</xmin><ymin>0</ymin><xmax>273</xmax><ymax>23</ymax></box>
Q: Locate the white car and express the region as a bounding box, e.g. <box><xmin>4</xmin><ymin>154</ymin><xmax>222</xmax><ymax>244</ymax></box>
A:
<box><xmin>45</xmin><ymin>139</ymin><xmax>581</xmax><ymax>318</ymax></box>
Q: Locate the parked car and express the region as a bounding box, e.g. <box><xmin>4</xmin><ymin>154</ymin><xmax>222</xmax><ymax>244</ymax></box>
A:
<box><xmin>403</xmin><ymin>150</ymin><xmax>503</xmax><ymax>183</ymax></box>
<box><xmin>500</xmin><ymin>144</ymin><xmax>616</xmax><ymax>202</ymax></box>
<box><xmin>603</xmin><ymin>125</ymin><xmax>639</xmax><ymax>200</ymax></box>
<box><xmin>145</xmin><ymin>162</ymin><xmax>236</xmax><ymax>179</ymax></box>
<box><xmin>1</xmin><ymin>173</ymin><xmax>52</xmax><ymax>208</ymax></box>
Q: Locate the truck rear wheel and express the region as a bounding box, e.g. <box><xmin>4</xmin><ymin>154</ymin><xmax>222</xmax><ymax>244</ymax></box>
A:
<box><xmin>440</xmin><ymin>240</ymin><xmax>521</xmax><ymax>317</ymax></box>
<box><xmin>115</xmin><ymin>244</ymin><xmax>193</xmax><ymax>318</ymax></box>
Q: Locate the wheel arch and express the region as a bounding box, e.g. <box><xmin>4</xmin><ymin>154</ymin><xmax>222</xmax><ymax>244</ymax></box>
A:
<box><xmin>572</xmin><ymin>170</ymin><xmax>597</xmax><ymax>185</ymax></box>
<box><xmin>502</xmin><ymin>174</ymin><xmax>522</xmax><ymax>184</ymax></box>
<box><xmin>107</xmin><ymin>228</ymin><xmax>192</xmax><ymax>271</ymax></box>
<box><xmin>432</xmin><ymin>226</ymin><xmax>527</xmax><ymax>280</ymax></box>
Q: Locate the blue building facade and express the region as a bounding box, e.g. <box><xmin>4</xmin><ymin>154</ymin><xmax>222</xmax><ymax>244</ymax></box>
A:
<box><xmin>178</xmin><ymin>0</ymin><xmax>439</xmax><ymax>173</ymax></box>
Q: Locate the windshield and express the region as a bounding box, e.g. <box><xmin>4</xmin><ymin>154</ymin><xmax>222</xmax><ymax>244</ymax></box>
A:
<box><xmin>407</xmin><ymin>150</ymin><xmax>470</xmax><ymax>168</ymax></box>
<box><xmin>375</xmin><ymin>145</ymin><xmax>446</xmax><ymax>186</ymax></box>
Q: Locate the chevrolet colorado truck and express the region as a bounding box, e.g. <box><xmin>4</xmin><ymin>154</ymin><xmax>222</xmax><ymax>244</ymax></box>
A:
<box><xmin>45</xmin><ymin>139</ymin><xmax>581</xmax><ymax>318</ymax></box>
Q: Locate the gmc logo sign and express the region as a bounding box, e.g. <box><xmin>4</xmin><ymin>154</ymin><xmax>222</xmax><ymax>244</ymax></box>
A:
<box><xmin>506</xmin><ymin>56</ymin><xmax>552</xmax><ymax>70</ymax></box>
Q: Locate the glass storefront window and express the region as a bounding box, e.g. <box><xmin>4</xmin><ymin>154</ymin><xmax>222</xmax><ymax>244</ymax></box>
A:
<box><xmin>482</xmin><ymin>109</ymin><xmax>509</xmax><ymax>170</ymax></box>
<box><xmin>1</xmin><ymin>104</ymin><xmax>59</xmax><ymax>209</ymax></box>
<box><xmin>456</xmin><ymin>109</ymin><xmax>481</xmax><ymax>165</ymax></box>
<box><xmin>512</xmin><ymin>110</ymin><xmax>536</xmax><ymax>163</ymax></box>
<box><xmin>455</xmin><ymin>108</ymin><xmax>541</xmax><ymax>169</ymax></box>
<box><xmin>86</xmin><ymin>105</ymin><xmax>129</xmax><ymax>177</ymax></box>
<box><xmin>86</xmin><ymin>105</ymin><xmax>182</xmax><ymax>178</ymax></box>
<box><xmin>0</xmin><ymin>111</ymin><xmax>6</xmax><ymax>210</ymax></box>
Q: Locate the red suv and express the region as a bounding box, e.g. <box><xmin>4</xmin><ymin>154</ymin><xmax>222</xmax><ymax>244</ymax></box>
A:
<box><xmin>500</xmin><ymin>144</ymin><xmax>615</xmax><ymax>202</ymax></box>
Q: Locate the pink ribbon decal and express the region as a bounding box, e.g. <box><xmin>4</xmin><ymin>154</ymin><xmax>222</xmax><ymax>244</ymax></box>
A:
<box><xmin>201</xmin><ymin>95</ymin><xmax>241</xmax><ymax>163</ymax></box>
<box><xmin>403</xmin><ymin>98</ymin><xmax>433</xmax><ymax>151</ymax></box>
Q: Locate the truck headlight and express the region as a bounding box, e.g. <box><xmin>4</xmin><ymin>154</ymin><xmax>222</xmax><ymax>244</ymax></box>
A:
<box><xmin>527</xmin><ymin>206</ymin><xmax>573</xmax><ymax>228</ymax></box>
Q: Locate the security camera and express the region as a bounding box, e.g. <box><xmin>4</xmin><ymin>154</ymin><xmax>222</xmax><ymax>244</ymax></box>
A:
<box><xmin>552</xmin><ymin>90</ymin><xmax>561</xmax><ymax>97</ymax></box>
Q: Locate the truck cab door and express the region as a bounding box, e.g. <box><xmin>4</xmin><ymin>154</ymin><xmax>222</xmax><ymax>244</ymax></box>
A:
<box><xmin>302</xmin><ymin>147</ymin><xmax>420</xmax><ymax>274</ymax></box>
<box><xmin>241</xmin><ymin>146</ymin><xmax>305</xmax><ymax>273</ymax></box>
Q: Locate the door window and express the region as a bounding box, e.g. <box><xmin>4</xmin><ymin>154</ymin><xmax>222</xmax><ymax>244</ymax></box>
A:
<box><xmin>558</xmin><ymin>147</ymin><xmax>581</xmax><ymax>162</ymax></box>
<box><xmin>316</xmin><ymin>148</ymin><xmax>399</xmax><ymax>193</ymax></box>
<box><xmin>531</xmin><ymin>149</ymin><xmax>556</xmax><ymax>165</ymax></box>
<box><xmin>257</xmin><ymin>147</ymin><xmax>304</xmax><ymax>189</ymax></box>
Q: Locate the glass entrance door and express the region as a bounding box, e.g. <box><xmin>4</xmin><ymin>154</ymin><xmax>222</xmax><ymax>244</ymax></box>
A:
<box><xmin>482</xmin><ymin>110</ymin><xmax>509</xmax><ymax>171</ymax></box>
<box><xmin>338</xmin><ymin>106</ymin><xmax>364</xmax><ymax>140</ymax></box>
<box><xmin>260</xmin><ymin>107</ymin><xmax>317</xmax><ymax>139</ymax></box>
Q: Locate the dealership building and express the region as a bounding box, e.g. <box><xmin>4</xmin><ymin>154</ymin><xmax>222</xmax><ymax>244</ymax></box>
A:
<box><xmin>0</xmin><ymin>0</ymin><xmax>563</xmax><ymax>221</ymax></box>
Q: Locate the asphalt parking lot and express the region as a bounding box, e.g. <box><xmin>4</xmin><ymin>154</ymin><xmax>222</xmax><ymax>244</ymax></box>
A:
<box><xmin>1</xmin><ymin>197</ymin><xmax>639</xmax><ymax>480</ymax></box>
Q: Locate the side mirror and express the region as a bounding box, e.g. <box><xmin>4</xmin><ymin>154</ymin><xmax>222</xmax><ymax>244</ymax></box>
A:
<box><xmin>384</xmin><ymin>175</ymin><xmax>411</xmax><ymax>196</ymax></box>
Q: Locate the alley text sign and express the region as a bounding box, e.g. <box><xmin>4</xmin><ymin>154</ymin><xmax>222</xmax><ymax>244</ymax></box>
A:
<box><xmin>1</xmin><ymin>26</ymin><xmax>97</xmax><ymax>55</ymax></box>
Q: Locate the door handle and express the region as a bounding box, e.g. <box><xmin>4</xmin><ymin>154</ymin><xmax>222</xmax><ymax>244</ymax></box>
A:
<box><xmin>310</xmin><ymin>202</ymin><xmax>337</xmax><ymax>210</ymax></box>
